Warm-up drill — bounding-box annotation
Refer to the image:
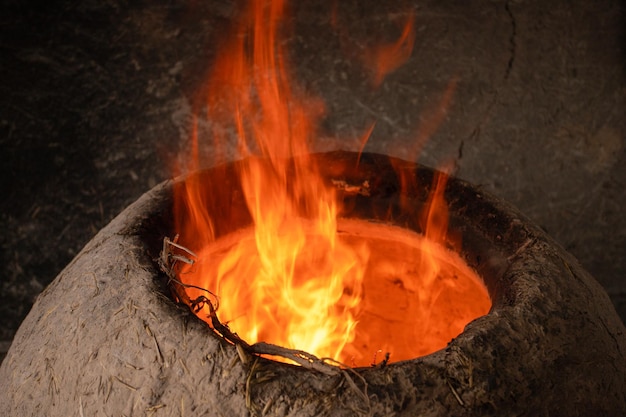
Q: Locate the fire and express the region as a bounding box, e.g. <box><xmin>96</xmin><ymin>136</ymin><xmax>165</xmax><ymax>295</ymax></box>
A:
<box><xmin>364</xmin><ymin>12</ymin><xmax>416</xmax><ymax>87</ymax></box>
<box><xmin>173</xmin><ymin>0</ymin><xmax>490</xmax><ymax>366</ymax></box>
<box><xmin>175</xmin><ymin>0</ymin><xmax>366</xmax><ymax>362</ymax></box>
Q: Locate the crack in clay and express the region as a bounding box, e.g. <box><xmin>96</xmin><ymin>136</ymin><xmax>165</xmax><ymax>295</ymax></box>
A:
<box><xmin>462</xmin><ymin>1</ymin><xmax>517</xmax><ymax>146</ymax></box>
<box><xmin>504</xmin><ymin>0</ymin><xmax>517</xmax><ymax>81</ymax></box>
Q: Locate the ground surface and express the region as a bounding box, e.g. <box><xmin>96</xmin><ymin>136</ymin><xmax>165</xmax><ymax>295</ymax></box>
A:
<box><xmin>1</xmin><ymin>0</ymin><xmax>624</xmax><ymax>362</ymax></box>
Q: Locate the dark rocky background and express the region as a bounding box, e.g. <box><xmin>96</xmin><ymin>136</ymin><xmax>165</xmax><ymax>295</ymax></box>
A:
<box><xmin>1</xmin><ymin>0</ymin><xmax>624</xmax><ymax>362</ymax></box>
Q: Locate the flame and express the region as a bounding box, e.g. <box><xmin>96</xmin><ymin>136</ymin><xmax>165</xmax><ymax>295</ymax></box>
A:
<box><xmin>330</xmin><ymin>4</ymin><xmax>415</xmax><ymax>87</ymax></box>
<box><xmin>175</xmin><ymin>0</ymin><xmax>367</xmax><ymax>362</ymax></box>
<box><xmin>173</xmin><ymin>0</ymin><xmax>490</xmax><ymax>366</ymax></box>
<box><xmin>365</xmin><ymin>12</ymin><xmax>416</xmax><ymax>87</ymax></box>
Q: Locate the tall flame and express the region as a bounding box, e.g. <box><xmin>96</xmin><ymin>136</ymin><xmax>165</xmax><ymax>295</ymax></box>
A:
<box><xmin>175</xmin><ymin>0</ymin><xmax>367</xmax><ymax>361</ymax></box>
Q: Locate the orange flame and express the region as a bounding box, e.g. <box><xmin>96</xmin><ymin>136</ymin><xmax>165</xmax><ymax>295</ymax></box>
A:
<box><xmin>175</xmin><ymin>0</ymin><xmax>367</xmax><ymax>361</ymax></box>
<box><xmin>174</xmin><ymin>0</ymin><xmax>490</xmax><ymax>366</ymax></box>
<box><xmin>365</xmin><ymin>12</ymin><xmax>416</xmax><ymax>87</ymax></box>
<box><xmin>330</xmin><ymin>4</ymin><xmax>415</xmax><ymax>87</ymax></box>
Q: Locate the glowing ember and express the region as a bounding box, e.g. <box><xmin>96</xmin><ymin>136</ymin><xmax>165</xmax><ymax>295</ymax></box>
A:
<box><xmin>173</xmin><ymin>0</ymin><xmax>490</xmax><ymax>366</ymax></box>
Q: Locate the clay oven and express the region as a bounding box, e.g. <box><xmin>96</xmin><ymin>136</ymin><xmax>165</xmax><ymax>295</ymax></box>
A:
<box><xmin>1</xmin><ymin>151</ymin><xmax>624</xmax><ymax>416</ymax></box>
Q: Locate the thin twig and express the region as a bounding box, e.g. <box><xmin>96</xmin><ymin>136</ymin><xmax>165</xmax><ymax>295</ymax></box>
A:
<box><xmin>114</xmin><ymin>376</ymin><xmax>137</xmax><ymax>391</ymax></box>
<box><xmin>165</xmin><ymin>238</ymin><xmax>198</xmax><ymax>257</ymax></box>
<box><xmin>159</xmin><ymin>235</ymin><xmax>197</xmax><ymax>276</ymax></box>
<box><xmin>250</xmin><ymin>342</ymin><xmax>339</xmax><ymax>376</ymax></box>
<box><xmin>146</xmin><ymin>324</ymin><xmax>165</xmax><ymax>365</ymax></box>
<box><xmin>507</xmin><ymin>237</ymin><xmax>535</xmax><ymax>262</ymax></box>
<box><xmin>324</xmin><ymin>357</ymin><xmax>371</xmax><ymax>413</ymax></box>
<box><xmin>245</xmin><ymin>358</ymin><xmax>260</xmax><ymax>410</ymax></box>
<box><xmin>447</xmin><ymin>379</ymin><xmax>464</xmax><ymax>406</ymax></box>
<box><xmin>169</xmin><ymin>276</ymin><xmax>220</xmax><ymax>309</ymax></box>
<box><xmin>262</xmin><ymin>397</ymin><xmax>274</xmax><ymax>415</ymax></box>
